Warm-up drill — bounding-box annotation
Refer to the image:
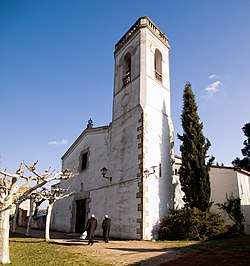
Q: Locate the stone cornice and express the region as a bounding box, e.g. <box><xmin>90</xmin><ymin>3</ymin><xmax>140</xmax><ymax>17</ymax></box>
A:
<box><xmin>115</xmin><ymin>16</ymin><xmax>170</xmax><ymax>55</ymax></box>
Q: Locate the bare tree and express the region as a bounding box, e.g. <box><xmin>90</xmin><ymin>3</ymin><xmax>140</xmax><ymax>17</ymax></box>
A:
<box><xmin>34</xmin><ymin>187</ymin><xmax>73</xmax><ymax>241</ymax></box>
<box><xmin>11</xmin><ymin>198</ymin><xmax>25</xmax><ymax>233</ymax></box>
<box><xmin>25</xmin><ymin>192</ymin><xmax>44</xmax><ymax>236</ymax></box>
<box><xmin>0</xmin><ymin>161</ymin><xmax>73</xmax><ymax>264</ymax></box>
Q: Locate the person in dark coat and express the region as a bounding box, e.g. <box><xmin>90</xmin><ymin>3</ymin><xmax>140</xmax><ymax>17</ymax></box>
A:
<box><xmin>85</xmin><ymin>214</ymin><xmax>97</xmax><ymax>245</ymax></box>
<box><xmin>102</xmin><ymin>214</ymin><xmax>111</xmax><ymax>243</ymax></box>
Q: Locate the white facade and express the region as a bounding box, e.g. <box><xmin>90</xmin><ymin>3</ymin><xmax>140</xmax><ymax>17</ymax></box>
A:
<box><xmin>51</xmin><ymin>126</ymin><xmax>110</xmax><ymax>233</ymax></box>
<box><xmin>174</xmin><ymin>159</ymin><xmax>250</xmax><ymax>235</ymax></box>
<box><xmin>52</xmin><ymin>17</ymin><xmax>174</xmax><ymax>240</ymax></box>
<box><xmin>209</xmin><ymin>166</ymin><xmax>250</xmax><ymax>234</ymax></box>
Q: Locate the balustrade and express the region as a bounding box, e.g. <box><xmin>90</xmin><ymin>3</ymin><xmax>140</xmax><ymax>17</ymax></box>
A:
<box><xmin>155</xmin><ymin>70</ymin><xmax>162</xmax><ymax>83</ymax></box>
<box><xmin>123</xmin><ymin>72</ymin><xmax>131</xmax><ymax>87</ymax></box>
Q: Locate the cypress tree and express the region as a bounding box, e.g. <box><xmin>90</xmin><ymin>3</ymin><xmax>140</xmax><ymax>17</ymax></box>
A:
<box><xmin>177</xmin><ymin>82</ymin><xmax>214</xmax><ymax>212</ymax></box>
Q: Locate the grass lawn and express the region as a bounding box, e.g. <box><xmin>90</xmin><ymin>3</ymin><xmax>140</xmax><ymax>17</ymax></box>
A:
<box><xmin>160</xmin><ymin>234</ymin><xmax>250</xmax><ymax>253</ymax></box>
<box><xmin>9</xmin><ymin>234</ymin><xmax>113</xmax><ymax>266</ymax></box>
<box><xmin>8</xmin><ymin>233</ymin><xmax>250</xmax><ymax>265</ymax></box>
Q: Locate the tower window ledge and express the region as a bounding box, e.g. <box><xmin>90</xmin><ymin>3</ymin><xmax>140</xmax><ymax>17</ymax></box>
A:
<box><xmin>155</xmin><ymin>70</ymin><xmax>162</xmax><ymax>83</ymax></box>
<box><xmin>123</xmin><ymin>72</ymin><xmax>131</xmax><ymax>87</ymax></box>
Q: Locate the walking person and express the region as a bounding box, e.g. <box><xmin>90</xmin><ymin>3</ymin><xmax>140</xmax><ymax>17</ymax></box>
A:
<box><xmin>102</xmin><ymin>214</ymin><xmax>111</xmax><ymax>243</ymax></box>
<box><xmin>85</xmin><ymin>214</ymin><xmax>97</xmax><ymax>246</ymax></box>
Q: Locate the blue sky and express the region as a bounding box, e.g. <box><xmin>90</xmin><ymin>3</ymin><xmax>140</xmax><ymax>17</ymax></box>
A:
<box><xmin>1</xmin><ymin>0</ymin><xmax>250</xmax><ymax>174</ymax></box>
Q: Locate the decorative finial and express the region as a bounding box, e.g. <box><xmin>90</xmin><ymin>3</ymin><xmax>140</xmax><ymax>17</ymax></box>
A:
<box><xmin>87</xmin><ymin>118</ymin><xmax>93</xmax><ymax>129</ymax></box>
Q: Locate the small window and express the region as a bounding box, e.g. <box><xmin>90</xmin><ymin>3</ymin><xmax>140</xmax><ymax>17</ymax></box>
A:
<box><xmin>79</xmin><ymin>151</ymin><xmax>88</xmax><ymax>172</ymax></box>
<box><xmin>123</xmin><ymin>53</ymin><xmax>131</xmax><ymax>87</ymax></box>
<box><xmin>81</xmin><ymin>153</ymin><xmax>87</xmax><ymax>170</ymax></box>
<box><xmin>154</xmin><ymin>49</ymin><xmax>162</xmax><ymax>83</ymax></box>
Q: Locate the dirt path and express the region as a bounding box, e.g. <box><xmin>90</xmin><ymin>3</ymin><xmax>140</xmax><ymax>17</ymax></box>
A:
<box><xmin>14</xmin><ymin>227</ymin><xmax>182</xmax><ymax>265</ymax></box>
<box><xmin>63</xmin><ymin>240</ymin><xmax>182</xmax><ymax>265</ymax></box>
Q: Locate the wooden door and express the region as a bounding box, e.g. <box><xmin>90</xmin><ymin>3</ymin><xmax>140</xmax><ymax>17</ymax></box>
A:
<box><xmin>75</xmin><ymin>199</ymin><xmax>86</xmax><ymax>233</ymax></box>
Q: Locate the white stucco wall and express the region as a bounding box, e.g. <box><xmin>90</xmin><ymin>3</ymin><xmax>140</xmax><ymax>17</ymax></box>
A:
<box><xmin>108</xmin><ymin>108</ymin><xmax>143</xmax><ymax>239</ymax></box>
<box><xmin>52</xmin><ymin>117</ymin><xmax>142</xmax><ymax>239</ymax></box>
<box><xmin>50</xmin><ymin>195</ymin><xmax>73</xmax><ymax>232</ymax></box>
<box><xmin>210</xmin><ymin>167</ymin><xmax>239</xmax><ymax>200</ymax></box>
<box><xmin>52</xmin><ymin>127</ymin><xmax>110</xmax><ymax>232</ymax></box>
<box><xmin>237</xmin><ymin>172</ymin><xmax>250</xmax><ymax>234</ymax></box>
<box><xmin>143</xmin><ymin>106</ymin><xmax>174</xmax><ymax>239</ymax></box>
<box><xmin>173</xmin><ymin>163</ymin><xmax>250</xmax><ymax>235</ymax></box>
<box><xmin>208</xmin><ymin>167</ymin><xmax>250</xmax><ymax>234</ymax></box>
<box><xmin>210</xmin><ymin>167</ymin><xmax>239</xmax><ymax>224</ymax></box>
<box><xmin>140</xmin><ymin>26</ymin><xmax>174</xmax><ymax>239</ymax></box>
<box><xmin>89</xmin><ymin>179</ymin><xmax>140</xmax><ymax>239</ymax></box>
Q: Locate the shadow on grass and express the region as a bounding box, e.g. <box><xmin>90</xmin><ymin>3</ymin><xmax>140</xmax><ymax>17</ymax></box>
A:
<box><xmin>174</xmin><ymin>233</ymin><xmax>250</xmax><ymax>253</ymax></box>
<box><xmin>47</xmin><ymin>234</ymin><xmax>250</xmax><ymax>266</ymax></box>
<box><xmin>9</xmin><ymin>231</ymin><xmax>250</xmax><ymax>266</ymax></box>
<box><xmin>10</xmin><ymin>233</ymin><xmax>46</xmax><ymax>244</ymax></box>
<box><xmin>10</xmin><ymin>240</ymin><xmax>45</xmax><ymax>244</ymax></box>
<box><xmin>49</xmin><ymin>239</ymin><xmax>105</xmax><ymax>246</ymax></box>
<box><xmin>103</xmin><ymin>234</ymin><xmax>250</xmax><ymax>266</ymax></box>
<box><xmin>107</xmin><ymin>247</ymin><xmax>176</xmax><ymax>253</ymax></box>
<box><xmin>10</xmin><ymin>233</ymin><xmax>31</xmax><ymax>238</ymax></box>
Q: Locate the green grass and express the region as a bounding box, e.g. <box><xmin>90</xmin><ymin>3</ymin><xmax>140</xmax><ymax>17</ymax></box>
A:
<box><xmin>159</xmin><ymin>234</ymin><xmax>250</xmax><ymax>253</ymax></box>
<box><xmin>9</xmin><ymin>234</ymin><xmax>114</xmax><ymax>266</ymax></box>
<box><xmin>8</xmin><ymin>233</ymin><xmax>250</xmax><ymax>265</ymax></box>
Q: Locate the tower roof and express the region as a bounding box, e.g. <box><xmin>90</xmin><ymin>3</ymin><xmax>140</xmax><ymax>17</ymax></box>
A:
<box><xmin>115</xmin><ymin>16</ymin><xmax>170</xmax><ymax>54</ymax></box>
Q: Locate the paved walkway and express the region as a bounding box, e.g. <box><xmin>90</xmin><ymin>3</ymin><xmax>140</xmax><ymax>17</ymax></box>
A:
<box><xmin>159</xmin><ymin>250</ymin><xmax>250</xmax><ymax>266</ymax></box>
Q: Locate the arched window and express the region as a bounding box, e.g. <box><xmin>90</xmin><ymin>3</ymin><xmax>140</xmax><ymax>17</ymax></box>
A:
<box><xmin>123</xmin><ymin>53</ymin><xmax>131</xmax><ymax>87</ymax></box>
<box><xmin>154</xmin><ymin>49</ymin><xmax>162</xmax><ymax>83</ymax></box>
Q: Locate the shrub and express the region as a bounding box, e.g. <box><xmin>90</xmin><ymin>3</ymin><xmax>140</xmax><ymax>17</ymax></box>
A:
<box><xmin>158</xmin><ymin>207</ymin><xmax>228</xmax><ymax>241</ymax></box>
<box><xmin>217</xmin><ymin>194</ymin><xmax>245</xmax><ymax>233</ymax></box>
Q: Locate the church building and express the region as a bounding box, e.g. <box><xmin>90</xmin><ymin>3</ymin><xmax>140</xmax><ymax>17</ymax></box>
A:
<box><xmin>51</xmin><ymin>17</ymin><xmax>250</xmax><ymax>239</ymax></box>
<box><xmin>51</xmin><ymin>16</ymin><xmax>175</xmax><ymax>240</ymax></box>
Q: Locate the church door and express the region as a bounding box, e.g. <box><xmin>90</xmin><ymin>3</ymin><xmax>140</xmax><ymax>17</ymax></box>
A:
<box><xmin>75</xmin><ymin>199</ymin><xmax>86</xmax><ymax>233</ymax></box>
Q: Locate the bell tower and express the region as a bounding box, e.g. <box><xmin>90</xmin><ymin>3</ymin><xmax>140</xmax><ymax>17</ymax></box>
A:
<box><xmin>109</xmin><ymin>17</ymin><xmax>174</xmax><ymax>240</ymax></box>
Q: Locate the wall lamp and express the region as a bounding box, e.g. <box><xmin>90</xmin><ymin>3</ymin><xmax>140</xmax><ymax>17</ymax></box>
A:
<box><xmin>100</xmin><ymin>167</ymin><xmax>112</xmax><ymax>182</ymax></box>
<box><xmin>144</xmin><ymin>166</ymin><xmax>157</xmax><ymax>177</ymax></box>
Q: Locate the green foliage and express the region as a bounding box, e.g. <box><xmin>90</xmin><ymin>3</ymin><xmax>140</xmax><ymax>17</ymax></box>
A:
<box><xmin>158</xmin><ymin>208</ymin><xmax>228</xmax><ymax>241</ymax></box>
<box><xmin>232</xmin><ymin>122</ymin><xmax>250</xmax><ymax>172</ymax></box>
<box><xmin>217</xmin><ymin>195</ymin><xmax>245</xmax><ymax>233</ymax></box>
<box><xmin>177</xmin><ymin>82</ymin><xmax>214</xmax><ymax>212</ymax></box>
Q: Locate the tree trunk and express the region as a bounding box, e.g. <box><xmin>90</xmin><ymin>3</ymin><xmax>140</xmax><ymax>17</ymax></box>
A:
<box><xmin>0</xmin><ymin>205</ymin><xmax>11</xmax><ymax>264</ymax></box>
<box><xmin>11</xmin><ymin>202</ymin><xmax>20</xmax><ymax>233</ymax></box>
<box><xmin>26</xmin><ymin>198</ymin><xmax>34</xmax><ymax>236</ymax></box>
<box><xmin>45</xmin><ymin>203</ymin><xmax>53</xmax><ymax>242</ymax></box>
